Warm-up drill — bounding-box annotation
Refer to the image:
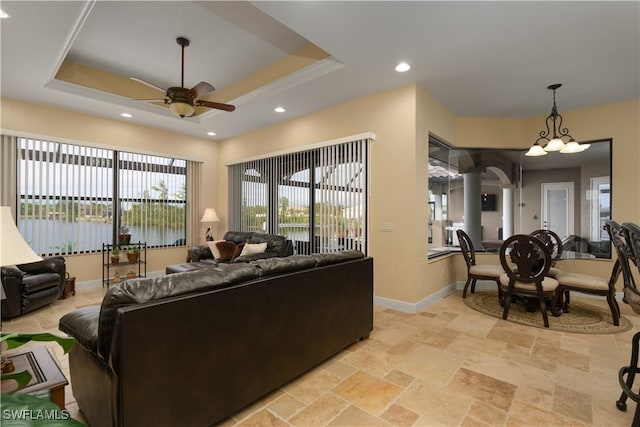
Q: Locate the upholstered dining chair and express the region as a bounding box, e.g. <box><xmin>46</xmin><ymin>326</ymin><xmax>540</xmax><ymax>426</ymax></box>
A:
<box><xmin>499</xmin><ymin>234</ymin><xmax>561</xmax><ymax>328</ymax></box>
<box><xmin>550</xmin><ymin>221</ymin><xmax>623</xmax><ymax>325</ymax></box>
<box><xmin>615</xmin><ymin>222</ymin><xmax>640</xmax><ymax>419</ymax></box>
<box><xmin>456</xmin><ymin>229</ymin><xmax>504</xmax><ymax>303</ymax></box>
<box><xmin>530</xmin><ymin>229</ymin><xmax>563</xmax><ymax>260</ymax></box>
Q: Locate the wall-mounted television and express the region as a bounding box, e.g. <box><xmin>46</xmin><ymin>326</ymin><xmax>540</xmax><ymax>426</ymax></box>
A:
<box><xmin>481</xmin><ymin>193</ymin><xmax>497</xmax><ymax>211</ymax></box>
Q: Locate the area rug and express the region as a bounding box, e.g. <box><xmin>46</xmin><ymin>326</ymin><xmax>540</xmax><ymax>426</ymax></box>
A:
<box><xmin>464</xmin><ymin>291</ymin><xmax>632</xmax><ymax>334</ymax></box>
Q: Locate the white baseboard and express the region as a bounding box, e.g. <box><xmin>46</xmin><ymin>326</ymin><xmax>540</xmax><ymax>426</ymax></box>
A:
<box><xmin>374</xmin><ymin>279</ymin><xmax>625</xmax><ymax>314</ymax></box>
<box><xmin>374</xmin><ymin>282</ymin><xmax>458</xmax><ymax>314</ymax></box>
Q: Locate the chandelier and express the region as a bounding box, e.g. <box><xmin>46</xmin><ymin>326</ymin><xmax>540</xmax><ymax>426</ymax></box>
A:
<box><xmin>525</xmin><ymin>84</ymin><xmax>589</xmax><ymax>156</ymax></box>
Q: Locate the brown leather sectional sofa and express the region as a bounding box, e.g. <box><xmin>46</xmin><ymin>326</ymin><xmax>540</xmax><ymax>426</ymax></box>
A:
<box><xmin>59</xmin><ymin>251</ymin><xmax>373</xmax><ymax>427</ymax></box>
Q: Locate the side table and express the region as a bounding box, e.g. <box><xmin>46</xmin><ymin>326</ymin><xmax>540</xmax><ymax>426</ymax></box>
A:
<box><xmin>0</xmin><ymin>345</ymin><xmax>69</xmax><ymax>409</ymax></box>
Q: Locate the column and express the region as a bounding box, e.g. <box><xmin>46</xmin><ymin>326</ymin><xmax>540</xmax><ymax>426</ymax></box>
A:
<box><xmin>463</xmin><ymin>171</ymin><xmax>482</xmax><ymax>248</ymax></box>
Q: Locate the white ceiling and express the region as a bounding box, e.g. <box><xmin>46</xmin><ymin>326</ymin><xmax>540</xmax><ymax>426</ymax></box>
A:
<box><xmin>1</xmin><ymin>1</ymin><xmax>638</xmax><ymax>141</ymax></box>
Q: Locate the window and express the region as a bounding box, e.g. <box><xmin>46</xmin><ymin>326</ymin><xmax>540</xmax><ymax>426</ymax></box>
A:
<box><xmin>229</xmin><ymin>138</ymin><xmax>369</xmax><ymax>255</ymax></box>
<box><xmin>16</xmin><ymin>137</ymin><xmax>187</xmax><ymax>255</ymax></box>
<box><xmin>427</xmin><ymin>135</ymin><xmax>612</xmax><ymax>259</ymax></box>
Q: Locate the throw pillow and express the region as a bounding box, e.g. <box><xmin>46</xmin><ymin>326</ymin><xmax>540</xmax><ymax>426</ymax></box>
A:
<box><xmin>240</xmin><ymin>242</ymin><xmax>268</xmax><ymax>257</ymax></box>
<box><xmin>232</xmin><ymin>243</ymin><xmax>245</xmax><ymax>260</ymax></box>
<box><xmin>206</xmin><ymin>240</ymin><xmax>225</xmax><ymax>259</ymax></box>
<box><xmin>215</xmin><ymin>241</ymin><xmax>237</xmax><ymax>262</ymax></box>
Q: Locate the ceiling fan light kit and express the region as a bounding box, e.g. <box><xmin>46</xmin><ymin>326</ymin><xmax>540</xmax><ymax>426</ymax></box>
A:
<box><xmin>131</xmin><ymin>37</ymin><xmax>235</xmax><ymax>118</ymax></box>
<box><xmin>525</xmin><ymin>83</ymin><xmax>588</xmax><ymax>157</ymax></box>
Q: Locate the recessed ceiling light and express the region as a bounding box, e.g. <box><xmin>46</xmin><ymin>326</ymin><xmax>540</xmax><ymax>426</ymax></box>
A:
<box><xmin>0</xmin><ymin>9</ymin><xmax>10</xmax><ymax>19</ymax></box>
<box><xmin>120</xmin><ymin>113</ymin><xmax>132</xmax><ymax>118</ymax></box>
<box><xmin>274</xmin><ymin>107</ymin><xmax>285</xmax><ymax>113</ymax></box>
<box><xmin>395</xmin><ymin>62</ymin><xmax>411</xmax><ymax>72</ymax></box>
<box><xmin>207</xmin><ymin>131</ymin><xmax>216</xmax><ymax>136</ymax></box>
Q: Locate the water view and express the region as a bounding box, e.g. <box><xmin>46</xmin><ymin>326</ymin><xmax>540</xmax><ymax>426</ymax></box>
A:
<box><xmin>20</xmin><ymin>219</ymin><xmax>185</xmax><ymax>255</ymax></box>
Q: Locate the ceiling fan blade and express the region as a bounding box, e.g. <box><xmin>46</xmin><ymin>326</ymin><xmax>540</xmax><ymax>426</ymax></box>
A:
<box><xmin>189</xmin><ymin>81</ymin><xmax>215</xmax><ymax>98</ymax></box>
<box><xmin>130</xmin><ymin>77</ymin><xmax>166</xmax><ymax>93</ymax></box>
<box><xmin>132</xmin><ymin>98</ymin><xmax>168</xmax><ymax>103</ymax></box>
<box><xmin>196</xmin><ymin>100</ymin><xmax>236</xmax><ymax>112</ymax></box>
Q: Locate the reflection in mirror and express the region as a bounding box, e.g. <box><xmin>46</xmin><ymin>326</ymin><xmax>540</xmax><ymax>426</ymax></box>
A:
<box><xmin>428</xmin><ymin>136</ymin><xmax>611</xmax><ymax>259</ymax></box>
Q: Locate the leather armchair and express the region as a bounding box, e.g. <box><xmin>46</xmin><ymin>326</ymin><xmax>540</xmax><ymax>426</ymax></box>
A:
<box><xmin>1</xmin><ymin>256</ymin><xmax>66</xmax><ymax>320</ymax></box>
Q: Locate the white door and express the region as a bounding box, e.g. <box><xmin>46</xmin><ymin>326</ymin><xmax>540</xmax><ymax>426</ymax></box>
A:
<box><xmin>541</xmin><ymin>182</ymin><xmax>574</xmax><ymax>239</ymax></box>
<box><xmin>590</xmin><ymin>176</ymin><xmax>610</xmax><ymax>241</ymax></box>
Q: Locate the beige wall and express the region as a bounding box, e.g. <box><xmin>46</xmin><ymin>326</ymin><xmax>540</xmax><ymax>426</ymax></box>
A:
<box><xmin>219</xmin><ymin>85</ymin><xmax>422</xmax><ymax>302</ymax></box>
<box><xmin>2</xmin><ymin>92</ymin><xmax>638</xmax><ymax>302</ymax></box>
<box><xmin>1</xmin><ymin>97</ymin><xmax>219</xmax><ymax>282</ymax></box>
<box><xmin>456</xmin><ymin>99</ymin><xmax>640</xmax><ymax>285</ymax></box>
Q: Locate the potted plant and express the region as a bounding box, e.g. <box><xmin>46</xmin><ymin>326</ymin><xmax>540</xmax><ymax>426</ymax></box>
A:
<box><xmin>110</xmin><ymin>246</ymin><xmax>120</xmax><ymax>264</ymax></box>
<box><xmin>118</xmin><ymin>224</ymin><xmax>131</xmax><ymax>245</ymax></box>
<box><xmin>126</xmin><ymin>246</ymin><xmax>139</xmax><ymax>263</ymax></box>
<box><xmin>126</xmin><ymin>269</ymin><xmax>136</xmax><ymax>279</ymax></box>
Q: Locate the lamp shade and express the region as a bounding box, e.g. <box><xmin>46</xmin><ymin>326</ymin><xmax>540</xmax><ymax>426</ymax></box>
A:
<box><xmin>525</xmin><ymin>144</ymin><xmax>548</xmax><ymax>157</ymax></box>
<box><xmin>544</xmin><ymin>138</ymin><xmax>566</xmax><ymax>152</ymax></box>
<box><xmin>0</xmin><ymin>206</ymin><xmax>42</xmax><ymax>266</ymax></box>
<box><xmin>200</xmin><ymin>208</ymin><xmax>220</xmax><ymax>223</ymax></box>
<box><xmin>170</xmin><ymin>101</ymin><xmax>195</xmax><ymax>118</ymax></box>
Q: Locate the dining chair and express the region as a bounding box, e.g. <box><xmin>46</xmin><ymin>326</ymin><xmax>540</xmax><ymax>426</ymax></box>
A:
<box><xmin>615</xmin><ymin>222</ymin><xmax>640</xmax><ymax>418</ymax></box>
<box><xmin>530</xmin><ymin>229</ymin><xmax>563</xmax><ymax>259</ymax></box>
<box><xmin>456</xmin><ymin>229</ymin><xmax>504</xmax><ymax>303</ymax></box>
<box><xmin>499</xmin><ymin>234</ymin><xmax>561</xmax><ymax>328</ymax></box>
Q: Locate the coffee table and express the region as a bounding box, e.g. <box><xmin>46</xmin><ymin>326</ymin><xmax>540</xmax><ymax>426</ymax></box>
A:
<box><xmin>1</xmin><ymin>345</ymin><xmax>68</xmax><ymax>409</ymax></box>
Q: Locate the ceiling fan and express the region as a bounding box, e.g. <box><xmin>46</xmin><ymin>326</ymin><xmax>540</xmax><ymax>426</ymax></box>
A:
<box><xmin>131</xmin><ymin>37</ymin><xmax>235</xmax><ymax>118</ymax></box>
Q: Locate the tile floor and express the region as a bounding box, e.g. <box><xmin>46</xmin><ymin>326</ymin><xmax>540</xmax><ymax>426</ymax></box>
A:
<box><xmin>2</xmin><ymin>285</ymin><xmax>638</xmax><ymax>426</ymax></box>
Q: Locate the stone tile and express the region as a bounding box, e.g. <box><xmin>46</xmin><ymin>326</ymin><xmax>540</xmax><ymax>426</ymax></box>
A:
<box><xmin>384</xmin><ymin>369</ymin><xmax>415</xmax><ymax>388</ymax></box>
<box><xmin>331</xmin><ymin>371</ymin><xmax>403</xmax><ymax>415</ymax></box>
<box><xmin>288</xmin><ymin>393</ymin><xmax>348</xmax><ymax>426</ymax></box>
<box><xmin>395</xmin><ymin>344</ymin><xmax>466</xmax><ymax>386</ymax></box>
<box><xmin>236</xmin><ymin>409</ymin><xmax>289</xmax><ymax>427</ymax></box>
<box><xmin>448</xmin><ymin>368</ymin><xmax>517</xmax><ymax>411</ymax></box>
<box><xmin>380</xmin><ymin>404</ymin><xmax>419</xmax><ymax>426</ymax></box>
<box><xmin>268</xmin><ymin>394</ymin><xmax>306</xmax><ymax>420</ymax></box>
<box><xmin>283</xmin><ymin>370</ymin><xmax>342</xmax><ymax>404</ymax></box>
<box><xmin>328</xmin><ymin>404</ymin><xmax>390</xmax><ymax>426</ymax></box>
<box><xmin>411</xmin><ymin>328</ymin><xmax>461</xmax><ymax>349</ymax></box>
<box><xmin>395</xmin><ymin>379</ymin><xmax>474</xmax><ymax>426</ymax></box>
<box><xmin>446</xmin><ymin>333</ymin><xmax>507</xmax><ymax>357</ymax></box>
<box><xmin>506</xmin><ymin>400</ymin><xmax>588</xmax><ymax>427</ymax></box>
<box><xmin>553</xmin><ymin>385</ymin><xmax>592</xmax><ymax>424</ymax></box>
<box><xmin>321</xmin><ymin>359</ymin><xmax>358</xmax><ymax>379</ymax></box>
<box><xmin>340</xmin><ymin>346</ymin><xmax>402</xmax><ymax>378</ymax></box>
<box><xmin>465</xmin><ymin>401</ymin><xmax>507</xmax><ymax>426</ymax></box>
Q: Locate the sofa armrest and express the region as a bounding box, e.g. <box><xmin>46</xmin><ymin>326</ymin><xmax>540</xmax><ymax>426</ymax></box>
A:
<box><xmin>188</xmin><ymin>246</ymin><xmax>213</xmax><ymax>262</ymax></box>
<box><xmin>18</xmin><ymin>256</ymin><xmax>66</xmax><ymax>276</ymax></box>
<box><xmin>1</xmin><ymin>266</ymin><xmax>24</xmax><ymax>319</ymax></box>
<box><xmin>59</xmin><ymin>305</ymin><xmax>101</xmax><ymax>354</ymax></box>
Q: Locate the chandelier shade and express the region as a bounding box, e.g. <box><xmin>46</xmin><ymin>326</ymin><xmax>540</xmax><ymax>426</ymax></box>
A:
<box><xmin>170</xmin><ymin>101</ymin><xmax>195</xmax><ymax>118</ymax></box>
<box><xmin>528</xmin><ymin>84</ymin><xmax>589</xmax><ymax>155</ymax></box>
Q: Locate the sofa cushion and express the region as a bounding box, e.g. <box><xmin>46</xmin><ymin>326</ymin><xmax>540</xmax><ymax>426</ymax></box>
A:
<box><xmin>240</xmin><ymin>242</ymin><xmax>268</xmax><ymax>257</ymax></box>
<box><xmin>22</xmin><ymin>272</ymin><xmax>61</xmax><ymax>294</ymax></box>
<box><xmin>166</xmin><ymin>260</ymin><xmax>217</xmax><ymax>275</ymax></box>
<box><xmin>206</xmin><ymin>240</ymin><xmax>225</xmax><ymax>259</ymax></box>
<box><xmin>216</xmin><ymin>241</ymin><xmax>238</xmax><ymax>261</ymax></box>
<box><xmin>97</xmin><ymin>263</ymin><xmax>260</xmax><ymax>360</ymax></box>
<box><xmin>223</xmin><ymin>231</ymin><xmax>254</xmax><ymax>245</ymax></box>
<box><xmin>250</xmin><ymin>233</ymin><xmax>286</xmax><ymax>256</ymax></box>
<box><xmin>312</xmin><ymin>251</ymin><xmax>365</xmax><ymax>267</ymax></box>
<box><xmin>253</xmin><ymin>255</ymin><xmax>318</xmax><ymax>277</ymax></box>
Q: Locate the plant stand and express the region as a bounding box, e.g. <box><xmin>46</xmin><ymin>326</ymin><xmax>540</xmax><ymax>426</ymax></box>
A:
<box><xmin>102</xmin><ymin>242</ymin><xmax>147</xmax><ymax>287</ymax></box>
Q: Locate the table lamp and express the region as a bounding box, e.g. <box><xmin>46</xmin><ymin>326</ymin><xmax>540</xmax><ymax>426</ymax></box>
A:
<box><xmin>200</xmin><ymin>208</ymin><xmax>220</xmax><ymax>241</ymax></box>
<box><xmin>0</xmin><ymin>206</ymin><xmax>42</xmax><ymax>267</ymax></box>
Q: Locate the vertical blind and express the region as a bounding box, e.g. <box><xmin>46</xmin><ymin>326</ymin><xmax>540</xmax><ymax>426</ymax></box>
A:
<box><xmin>229</xmin><ymin>138</ymin><xmax>369</xmax><ymax>255</ymax></box>
<box><xmin>14</xmin><ymin>137</ymin><xmax>188</xmax><ymax>256</ymax></box>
